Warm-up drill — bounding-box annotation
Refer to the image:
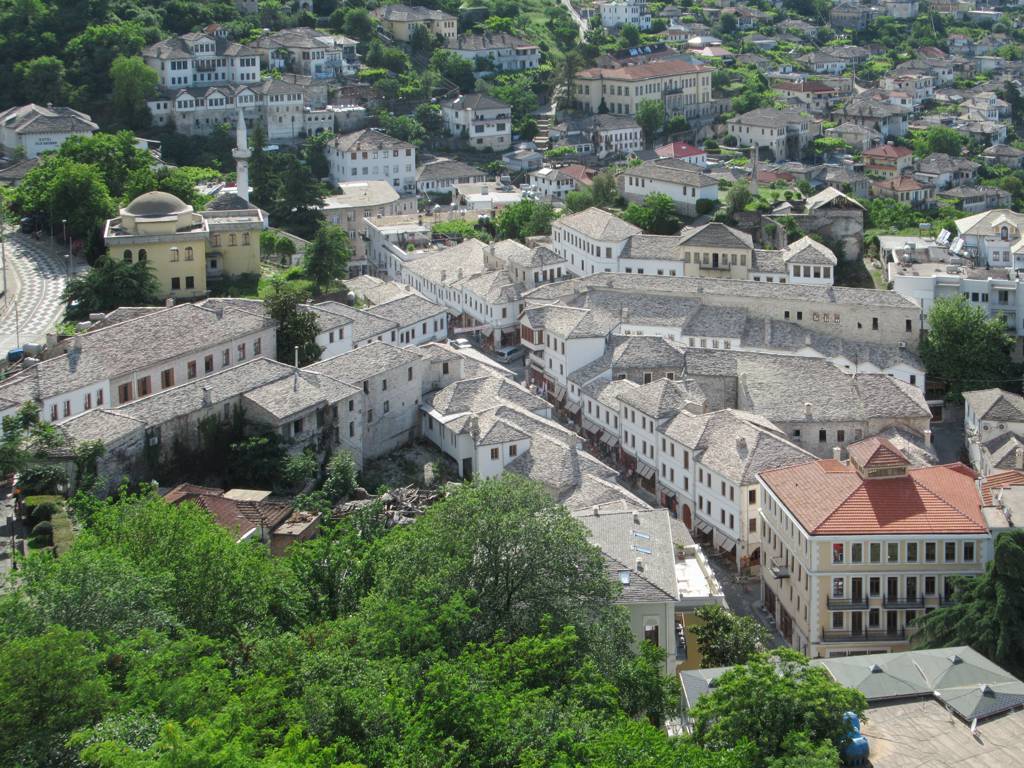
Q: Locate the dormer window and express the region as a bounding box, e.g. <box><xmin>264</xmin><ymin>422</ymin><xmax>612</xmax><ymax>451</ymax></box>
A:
<box><xmin>1001</xmin><ymin>226</ymin><xmax>1009</xmax><ymax>241</ymax></box>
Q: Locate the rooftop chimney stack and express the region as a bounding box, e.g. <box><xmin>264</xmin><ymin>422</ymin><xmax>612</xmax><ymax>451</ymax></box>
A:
<box><xmin>202</xmin><ymin>385</ymin><xmax>212</xmax><ymax>406</ymax></box>
<box><xmin>635</xmin><ymin>556</ymin><xmax>644</xmax><ymax>572</ymax></box>
<box><xmin>633</xmin><ymin>510</ymin><xmax>641</xmax><ymax>525</ymax></box>
<box><xmin>293</xmin><ymin>346</ymin><xmax>299</xmax><ymax>391</ymax></box>
<box><xmin>1015</xmin><ymin>447</ymin><xmax>1023</xmax><ymax>470</ymax></box>
<box><xmin>805</xmin><ymin>402</ymin><xmax>813</xmax><ymax>418</ymax></box>
<box><xmin>833</xmin><ymin>446</ymin><xmax>842</xmax><ymax>461</ymax></box>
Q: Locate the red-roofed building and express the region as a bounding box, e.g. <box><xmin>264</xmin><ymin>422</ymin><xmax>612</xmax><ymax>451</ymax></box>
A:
<box><xmin>864</xmin><ymin>143</ymin><xmax>914</xmax><ymax>178</ymax></box>
<box><xmin>774</xmin><ymin>79</ymin><xmax>839</xmax><ymax>113</ymax></box>
<box><xmin>872</xmin><ymin>174</ymin><xmax>934</xmax><ymax>208</ymax></box>
<box><xmin>757</xmin><ymin>440</ymin><xmax>991</xmax><ymax>658</ymax></box>
<box><xmin>655</xmin><ymin>141</ymin><xmax>708</xmax><ymax>167</ymax></box>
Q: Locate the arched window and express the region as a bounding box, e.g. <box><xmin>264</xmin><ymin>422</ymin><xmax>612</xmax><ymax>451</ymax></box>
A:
<box><xmin>185</xmin><ymin>246</ymin><xmax>194</xmax><ymax>261</ymax></box>
<box><xmin>123</xmin><ymin>249</ymin><xmax>133</xmax><ymax>264</ymax></box>
<box><xmin>1001</xmin><ymin>226</ymin><xmax>1009</xmax><ymax>241</ymax></box>
<box><xmin>138</xmin><ymin>249</ymin><xmax>147</xmax><ymax>262</ymax></box>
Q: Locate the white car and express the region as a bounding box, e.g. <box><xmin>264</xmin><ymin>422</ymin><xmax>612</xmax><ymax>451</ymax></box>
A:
<box><xmin>449</xmin><ymin>337</ymin><xmax>472</xmax><ymax>350</ymax></box>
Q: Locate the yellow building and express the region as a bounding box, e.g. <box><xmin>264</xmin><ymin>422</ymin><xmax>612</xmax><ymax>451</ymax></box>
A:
<box><xmin>104</xmin><ymin>191</ymin><xmax>209</xmax><ymax>299</ymax></box>
<box><xmin>372</xmin><ymin>4</ymin><xmax>457</xmax><ymax>44</ymax></box>
<box><xmin>104</xmin><ymin>191</ymin><xmax>265</xmax><ymax>300</ymax></box>
<box><xmin>758</xmin><ymin>437</ymin><xmax>990</xmax><ymax>659</ymax></box>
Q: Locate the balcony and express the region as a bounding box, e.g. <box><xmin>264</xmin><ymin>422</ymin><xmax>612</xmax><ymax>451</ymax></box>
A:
<box><xmin>769</xmin><ymin>557</ymin><xmax>790</xmax><ymax>579</ymax></box>
<box><xmin>827</xmin><ymin>596</ymin><xmax>869</xmax><ymax>611</ymax></box>
<box><xmin>883</xmin><ymin>595</ymin><xmax>925</xmax><ymax>609</ymax></box>
<box><xmin>819</xmin><ymin>627</ymin><xmax>906</xmax><ymax>644</ymax></box>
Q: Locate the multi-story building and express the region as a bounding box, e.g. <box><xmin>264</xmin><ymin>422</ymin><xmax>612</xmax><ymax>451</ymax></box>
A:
<box><xmin>447</xmin><ymin>32</ymin><xmax>540</xmax><ymax>72</ymax></box>
<box><xmin>0</xmin><ymin>301</ymin><xmax>276</xmax><ymax>425</ymax></box>
<box><xmin>441</xmin><ymin>93</ymin><xmax>512</xmax><ymax>151</ymax></box>
<box><xmin>549</xmin><ymin>113</ymin><xmax>645</xmax><ymax>157</ymax></box>
<box><xmin>964</xmin><ymin>388</ymin><xmax>1024</xmax><ymax>474</ymax></box>
<box><xmin>249</xmin><ymin>27</ymin><xmax>359</xmax><ymax>78</ymax></box>
<box><xmin>104</xmin><ymin>190</ymin><xmax>263</xmax><ymax>299</ymax></box>
<box><xmin>863</xmin><ymin>144</ymin><xmax>914</xmax><ymax>179</ymax></box>
<box><xmin>322</xmin><ymin>181</ymin><xmax>416</xmax><ymax>274</ymax></box>
<box><xmin>835</xmin><ymin>99</ymin><xmax>911</xmax><ymax>138</ymax></box>
<box><xmin>571</xmin><ymin>60</ymin><xmax>714</xmax><ymax>121</ymax></box>
<box><xmin>936</xmin><ymin>186</ymin><xmax>1012</xmax><ymax>214</ymax></box>
<box><xmin>596</xmin><ymin>0</ymin><xmax>652</xmax><ymax>30</ymax></box>
<box><xmin>0</xmin><ymin>103</ymin><xmax>97</xmax><ymax>159</ymax></box>
<box><xmin>620</xmin><ymin>159</ymin><xmax>719</xmax><ymax>215</ymax></box>
<box><xmin>416</xmin><ymin>159</ymin><xmax>487</xmax><ymax>196</ymax></box>
<box><xmin>528</xmin><ymin>165</ymin><xmax>592</xmax><ymax>201</ymax></box>
<box><xmin>830</xmin><ymin>1</ymin><xmax>873</xmax><ymax>29</ymax></box>
<box><xmin>372</xmin><ymin>4</ymin><xmax>458</xmax><ymax>45</ymax></box>
<box><xmin>143</xmin><ymin>32</ymin><xmax>261</xmax><ymax>90</ymax></box>
<box><xmin>914</xmin><ymin>153</ymin><xmax>979</xmax><ymax>190</ymax></box>
<box><xmin>871</xmin><ymin>176</ymin><xmax>934</xmax><ymax>209</ymax></box>
<box><xmin>326</xmin><ymin>128</ymin><xmax>417</xmax><ymax>193</ymax></box>
<box><xmin>774</xmin><ymin>80</ymin><xmax>839</xmax><ymax>115</ymax></box>
<box><xmin>758</xmin><ymin>437</ymin><xmax>990</xmax><ymax>658</ymax></box>
<box><xmin>726</xmin><ymin>108</ymin><xmax>816</xmax><ymax>162</ymax></box>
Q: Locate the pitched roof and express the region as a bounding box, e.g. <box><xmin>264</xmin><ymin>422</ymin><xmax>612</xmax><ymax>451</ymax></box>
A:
<box><xmin>0</xmin><ymin>103</ymin><xmax>97</xmax><ymax>135</ymax></box>
<box><xmin>964</xmin><ymin>388</ymin><xmax>1024</xmax><ymax>422</ymax></box>
<box><xmin>557</xmin><ymin>207</ymin><xmax>642</xmax><ymax>241</ymax></box>
<box><xmin>330</xmin><ymin>128</ymin><xmax>415</xmax><ymax>153</ymax></box>
<box><xmin>864</xmin><ymin>143</ymin><xmax>913</xmax><ymax>159</ymax></box>
<box><xmin>624</xmin><ymin>158</ymin><xmax>717</xmax><ymax>187</ymax></box>
<box><xmin>442</xmin><ymin>92</ymin><xmax>509</xmax><ymax>111</ymax></box>
<box><xmin>450</xmin><ymin>32</ymin><xmax>537</xmax><ymax>51</ymax></box>
<box><xmin>576</xmin><ymin>59</ymin><xmax>711</xmax><ymax>81</ymax></box>
<box><xmin>782</xmin><ymin>235</ymin><xmax>837</xmax><ymax>266</ymax></box>
<box><xmin>847</xmin><ymin>435</ymin><xmax>912</xmax><ymax>469</ymax></box>
<box><xmin>759</xmin><ymin>458</ymin><xmax>984</xmax><ymax>535</ymax></box>
<box><xmin>677</xmin><ymin>221</ymin><xmax>753</xmax><ymax>249</ymax></box>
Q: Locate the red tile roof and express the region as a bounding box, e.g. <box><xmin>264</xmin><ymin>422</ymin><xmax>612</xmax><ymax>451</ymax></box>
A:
<box><xmin>576</xmin><ymin>59</ymin><xmax>711</xmax><ymax>81</ymax></box>
<box><xmin>847</xmin><ymin>436</ymin><xmax>911</xmax><ymax>470</ymax></box>
<box><xmin>759</xmin><ymin>459</ymin><xmax>986</xmax><ymax>535</ymax></box>
<box><xmin>864</xmin><ymin>144</ymin><xmax>913</xmax><ymax>159</ymax></box>
<box><xmin>656</xmin><ymin>141</ymin><xmax>705</xmax><ymax>159</ymax></box>
<box><xmin>163</xmin><ymin>483</ymin><xmax>292</xmax><ymax>540</ymax></box>
<box><xmin>979</xmin><ymin>469</ymin><xmax>1024</xmax><ymax>505</ymax></box>
<box><xmin>776</xmin><ymin>80</ymin><xmax>836</xmax><ymax>94</ymax></box>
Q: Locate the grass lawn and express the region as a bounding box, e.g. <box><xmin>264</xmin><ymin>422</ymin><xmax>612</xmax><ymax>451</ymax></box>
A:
<box><xmin>51</xmin><ymin>510</ymin><xmax>74</xmax><ymax>554</ymax></box>
<box><xmin>835</xmin><ymin>259</ymin><xmax>887</xmax><ymax>290</ymax></box>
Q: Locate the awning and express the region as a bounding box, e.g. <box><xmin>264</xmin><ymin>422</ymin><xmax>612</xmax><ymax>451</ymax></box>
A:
<box><xmin>715</xmin><ymin>532</ymin><xmax>737</xmax><ymax>553</ymax></box>
<box><xmin>552</xmin><ymin>384</ymin><xmax>566</xmax><ymax>401</ymax></box>
<box><xmin>694</xmin><ymin>519</ymin><xmax>712</xmax><ymax>535</ymax></box>
<box><xmin>600</xmin><ymin>431</ymin><xmax>619</xmax><ymax>447</ymax></box>
<box><xmin>636</xmin><ymin>462</ymin><xmax>656</xmax><ymax>480</ymax></box>
<box><xmin>564</xmin><ymin>400</ymin><xmax>581</xmax><ymax>415</ymax></box>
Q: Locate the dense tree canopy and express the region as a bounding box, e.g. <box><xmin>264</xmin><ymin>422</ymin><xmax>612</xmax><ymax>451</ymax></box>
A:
<box><xmin>913</xmin><ymin>531</ymin><xmax>1024</xmax><ymax>678</ymax></box>
<box><xmin>495</xmin><ymin>199</ymin><xmax>556</xmax><ymax>241</ymax></box>
<box><xmin>692</xmin><ymin>605</ymin><xmax>772</xmax><ymax>667</ymax></box>
<box><xmin>919</xmin><ymin>295</ymin><xmax>1018</xmax><ymax>400</ymax></box>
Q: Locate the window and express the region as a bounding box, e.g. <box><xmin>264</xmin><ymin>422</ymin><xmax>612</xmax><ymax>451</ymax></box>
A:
<box><xmin>925</xmin><ymin>576</ymin><xmax>936</xmax><ymax>595</ymax></box>
<box><xmin>643</xmin><ymin>623</ymin><xmax>659</xmax><ymax>646</ymax></box>
<box><xmin>490</xmin><ymin>448</ymin><xmax>499</xmax><ymax>460</ymax></box>
<box><xmin>222</xmin><ymin>349</ymin><xmax>230</xmax><ymax>366</ymax></box>
<box><xmin>509</xmin><ymin>444</ymin><xmax>517</xmax><ymax>457</ymax></box>
<box><xmin>123</xmin><ymin>249</ymin><xmax>133</xmax><ymax>263</ymax></box>
<box><xmin>832</xmin><ymin>578</ymin><xmax>844</xmax><ymax>598</ymax></box>
<box><xmin>869</xmin><ymin>542</ymin><xmax>881</xmax><ymax>563</ymax></box>
<box><xmin>185</xmin><ymin>276</ymin><xmax>194</xmax><ymax>290</ymax></box>
<box><xmin>293</xmin><ymin>418</ymin><xmax>304</xmax><ymax>435</ymax></box>
<box><xmin>50</xmin><ymin>404</ymin><xmax>58</xmax><ymax>421</ymax></box>
<box><xmin>906</xmin><ymin>542</ymin><xmax>918</xmax><ymax>562</ymax></box>
<box><xmin>872</xmin><ymin>317</ymin><xmax>879</xmax><ymax>330</ymax></box>
<box><xmin>84</xmin><ymin>393</ymin><xmax>91</xmax><ymax>410</ymax></box>
<box><xmin>748</xmin><ymin>489</ymin><xmax>756</xmax><ymax>504</ymax></box>
<box><xmin>819</xmin><ymin>429</ymin><xmax>827</xmax><ymax>443</ymax></box>
<box><xmin>868</xmin><ymin>608</ymin><xmax>880</xmax><ymax>628</ymax></box>
<box><xmin>944</xmin><ymin>542</ymin><xmax>956</xmax><ymax>562</ymax></box>
<box><xmin>237</xmin><ymin>343</ymin><xmax>246</xmax><ymax>361</ymax></box>
<box><xmin>63</xmin><ymin>400</ymin><xmax>71</xmax><ymax>417</ymax></box>
<box><xmin>887</xmin><ymin>542</ymin><xmax>899</xmax><ymax>563</ymax></box>
<box><xmin>837</xmin><ymin>429</ymin><xmax>845</xmax><ymax>442</ymax></box>
<box><xmin>832</xmin><ymin>612</ymin><xmax>844</xmax><ymax>629</ymax></box>
<box><xmin>171</xmin><ymin>277</ymin><xmax>181</xmax><ymax>291</ymax></box>
<box><xmin>963</xmin><ymin>541</ymin><xmax>975</xmax><ymax>562</ymax></box>
<box><xmin>205</xmin><ymin>354</ymin><xmax>214</xmax><ymax>373</ymax></box>
<box><xmin>160</xmin><ymin>368</ymin><xmax>174</xmax><ymax>389</ymax></box>
<box><xmin>137</xmin><ymin>376</ymin><xmax>152</xmax><ymax>397</ymax></box>
<box><xmin>254</xmin><ymin>337</ymin><xmax>262</xmax><ymax>355</ymax></box>
<box><xmin>97</xmin><ymin>389</ymin><xmax>103</xmax><ymax>406</ymax></box>
<box><xmin>832</xmin><ymin>543</ymin><xmax>844</xmax><ymax>563</ymax></box>
<box><xmin>185</xmin><ymin>246</ymin><xmax>194</xmax><ymax>261</ymax></box>
<box><xmin>851</xmin><ymin>542</ymin><xmax>862</xmax><ymax>563</ymax></box>
<box><xmin>187</xmin><ymin>361</ymin><xmax>197</xmax><ymax>380</ymax></box>
<box><xmin>925</xmin><ymin>541</ymin><xmax>936</xmax><ymax>561</ymax></box>
<box><xmin>408</xmin><ymin>366</ymin><xmax>413</xmax><ymax>381</ymax></box>
<box><xmin>869</xmin><ymin>577</ymin><xmax>880</xmax><ymax>596</ymax></box>
<box><xmin>383</xmin><ymin>401</ymin><xmax>390</xmax><ymax>414</ymax></box>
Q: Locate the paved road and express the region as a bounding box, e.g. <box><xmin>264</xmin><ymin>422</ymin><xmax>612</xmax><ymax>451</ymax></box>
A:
<box><xmin>704</xmin><ymin>553</ymin><xmax>785</xmax><ymax>649</ymax></box>
<box><xmin>0</xmin><ymin>228</ymin><xmax>72</xmax><ymax>353</ymax></box>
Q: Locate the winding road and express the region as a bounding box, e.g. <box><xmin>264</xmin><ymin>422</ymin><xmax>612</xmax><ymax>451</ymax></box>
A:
<box><xmin>0</xmin><ymin>228</ymin><xmax>73</xmax><ymax>353</ymax></box>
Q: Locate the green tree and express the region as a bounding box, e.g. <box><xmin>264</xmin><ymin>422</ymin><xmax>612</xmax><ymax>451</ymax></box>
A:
<box><xmin>110</xmin><ymin>54</ymin><xmax>159</xmax><ymax>130</ymax></box>
<box><xmin>591</xmin><ymin>170</ymin><xmax>621</xmax><ymax>207</ymax></box>
<box><xmin>303</xmin><ymin>222</ymin><xmax>351</xmax><ymax>294</ymax></box>
<box><xmin>57</xmin><ymin>130</ymin><xmax>151</xmax><ymax>198</ymax></box>
<box><xmin>911</xmin><ymin>126</ymin><xmax>963</xmax><ymax>158</ymax></box>
<box><xmin>14</xmin><ymin>55</ymin><xmax>68</xmax><ymax>104</ymax></box>
<box><xmin>61</xmin><ymin>256</ymin><xmax>160</xmax><ymax>320</ymax></box>
<box><xmin>620</xmin><ymin>22</ymin><xmax>641</xmax><ymax>47</ymax></box>
<box><xmin>65</xmin><ymin>21</ymin><xmax>148</xmax><ymax>104</ymax></box>
<box><xmin>912</xmin><ymin>530</ymin><xmax>1024</xmax><ymax>677</ymax></box>
<box><xmin>0</xmin><ymin>627</ymin><xmax>111</xmax><ymax>763</ymax></box>
<box><xmin>228</xmin><ymin>433</ymin><xmax>290</xmax><ymax>490</ymax></box>
<box><xmin>621</xmin><ymin>192</ymin><xmax>681</xmax><ymax>235</ymax></box>
<box><xmin>691</xmin><ymin>605</ymin><xmax>772</xmax><ymax>667</ymax></box>
<box><xmin>495</xmin><ymin>198</ymin><xmax>555</xmax><ymax>241</ymax></box>
<box><xmin>264</xmin><ymin>280</ymin><xmax>323</xmax><ymax>365</ymax></box>
<box><xmin>919</xmin><ymin>295</ymin><xmax>1016</xmax><ymax>400</ymax></box>
<box><xmin>409</xmin><ymin>23</ymin><xmax>435</xmax><ymax>57</ymax></box>
<box><xmin>344</xmin><ymin>7</ymin><xmax>373</xmax><ymax>40</ymax></box>
<box><xmin>725</xmin><ymin>180</ymin><xmax>752</xmax><ymax>217</ymax></box>
<box><xmin>635</xmin><ymin>100</ymin><xmax>666</xmax><ymax>149</ymax></box>
<box><xmin>690</xmin><ymin>649</ymin><xmax>867</xmax><ymax>768</ymax></box>
<box><xmin>429</xmin><ymin>48</ymin><xmax>477</xmax><ymax>93</ymax></box>
<box><xmin>565</xmin><ymin>188</ymin><xmax>595</xmax><ymax>213</ymax></box>
<box><xmin>322</xmin><ymin>451</ymin><xmax>359</xmax><ymax>503</ymax></box>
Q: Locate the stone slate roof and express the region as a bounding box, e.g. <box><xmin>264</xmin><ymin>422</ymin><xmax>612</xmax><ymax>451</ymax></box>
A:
<box><xmin>618</xmin><ymin>377</ymin><xmax>706</xmax><ymax>419</ymax></box>
<box><xmin>573</xmin><ymin>506</ymin><xmax>679</xmax><ymax>603</ymax></box>
<box><xmin>557</xmin><ymin>207</ymin><xmax>642</xmax><ymax>241</ymax></box>
<box><xmin>311</xmin><ymin>301</ymin><xmax>397</xmax><ymax>344</ymax></box>
<box><xmin>442</xmin><ymin>93</ymin><xmax>509</xmax><ymax>111</ymax></box>
<box><xmin>367</xmin><ymin>294</ymin><xmax>446</xmax><ymax>328</ymax></box>
<box><xmin>144</xmin><ymin>34</ymin><xmax>256</xmax><ymax>60</ymax></box>
<box><xmin>242</xmin><ymin>369</ymin><xmax>358</xmax><ymax>421</ymax></box>
<box><xmin>964</xmin><ymin>388</ymin><xmax>1024</xmax><ymax>423</ymax></box>
<box><xmin>331</xmin><ymin>128</ymin><xmax>415</xmax><ymax>153</ymax></box>
<box><xmin>416</xmin><ymin>159</ymin><xmax>485</xmax><ymax>183</ymax></box>
<box><xmin>0</xmin><ymin>103</ymin><xmax>97</xmax><ymax>135</ymax></box>
<box><xmin>450</xmin><ymin>32</ymin><xmax>537</xmax><ymax>51</ymax></box>
<box><xmin>373</xmin><ymin>3</ymin><xmax>454</xmax><ymax>21</ymax></box>
<box><xmin>624</xmin><ymin>159</ymin><xmax>717</xmax><ymax>187</ymax></box>
<box><xmin>308</xmin><ymin>341</ymin><xmax>423</xmax><ymax>383</ymax></box>
<box><xmin>0</xmin><ymin>303</ymin><xmax>274</xmax><ymax>406</ymax></box>
<box><xmin>782</xmin><ymin>235</ymin><xmax>838</xmax><ymax>265</ymax></box>
<box><xmin>677</xmin><ymin>221</ymin><xmax>753</xmax><ymax>249</ymax></box>
<box><xmin>427</xmin><ymin>375</ymin><xmax>548</xmax><ymax>418</ymax></box>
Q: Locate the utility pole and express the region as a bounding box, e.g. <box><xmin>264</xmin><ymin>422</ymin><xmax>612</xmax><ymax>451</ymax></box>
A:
<box><xmin>0</xmin><ymin>196</ymin><xmax>7</xmax><ymax>304</ymax></box>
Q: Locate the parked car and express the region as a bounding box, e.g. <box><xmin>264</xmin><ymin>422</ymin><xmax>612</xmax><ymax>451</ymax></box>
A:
<box><xmin>449</xmin><ymin>337</ymin><xmax>472</xmax><ymax>350</ymax></box>
<box><xmin>494</xmin><ymin>345</ymin><xmax>525</xmax><ymax>363</ymax></box>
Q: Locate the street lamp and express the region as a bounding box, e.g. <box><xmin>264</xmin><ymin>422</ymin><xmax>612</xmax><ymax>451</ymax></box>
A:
<box><xmin>61</xmin><ymin>218</ymin><xmax>67</xmax><ymax>245</ymax></box>
<box><xmin>64</xmin><ymin>253</ymin><xmax>70</xmax><ymax>281</ymax></box>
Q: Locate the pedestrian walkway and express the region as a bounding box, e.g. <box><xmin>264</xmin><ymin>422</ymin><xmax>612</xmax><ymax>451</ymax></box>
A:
<box><xmin>0</xmin><ymin>229</ymin><xmax>72</xmax><ymax>352</ymax></box>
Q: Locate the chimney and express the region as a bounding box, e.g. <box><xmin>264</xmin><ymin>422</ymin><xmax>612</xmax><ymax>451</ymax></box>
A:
<box><xmin>71</xmin><ymin>335</ymin><xmax>81</xmax><ymax>352</ymax></box>
<box><xmin>804</xmin><ymin>402</ymin><xmax>812</xmax><ymax>418</ymax></box>
<box><xmin>832</xmin><ymin>446</ymin><xmax>842</xmax><ymax>461</ymax></box>
<box><xmin>632</xmin><ymin>510</ymin><xmax>641</xmax><ymax>525</ymax></box>
<box><xmin>592</xmin><ymin>505</ymin><xmax>599</xmax><ymax>516</ymax></box>
<box><xmin>635</xmin><ymin>556</ymin><xmax>644</xmax><ymax>572</ymax></box>
<box><xmin>440</xmin><ymin>269</ymin><xmax>447</xmax><ymax>282</ymax></box>
<box><xmin>924</xmin><ymin>429</ymin><xmax>932</xmax><ymax>445</ymax></box>
<box><xmin>457</xmin><ymin>268</ymin><xmax>463</xmax><ymax>280</ymax></box>
<box><xmin>293</xmin><ymin>346</ymin><xmax>299</xmax><ymax>392</ymax></box>
<box><xmin>1015</xmin><ymin>447</ymin><xmax>1023</xmax><ymax>470</ymax></box>
<box><xmin>621</xmin><ymin>306</ymin><xmax>630</xmax><ymax>322</ymax></box>
<box><xmin>202</xmin><ymin>385</ymin><xmax>212</xmax><ymax>406</ymax></box>
<box><xmin>214</xmin><ymin>305</ymin><xmax>224</xmax><ymax>319</ymax></box>
<box><xmin>165</xmin><ymin>297</ymin><xmax>175</xmax><ymax>308</ymax></box>
<box><xmin>736</xmin><ymin>436</ymin><xmax>747</xmax><ymax>453</ymax></box>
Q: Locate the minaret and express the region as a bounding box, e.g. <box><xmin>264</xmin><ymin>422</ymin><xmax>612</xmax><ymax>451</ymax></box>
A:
<box><xmin>233</xmin><ymin>109</ymin><xmax>251</xmax><ymax>202</ymax></box>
